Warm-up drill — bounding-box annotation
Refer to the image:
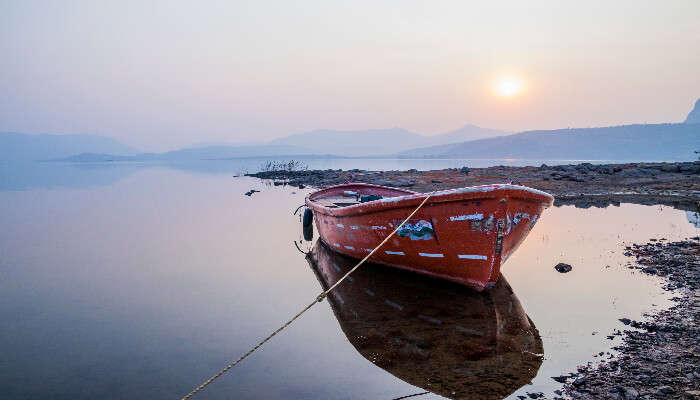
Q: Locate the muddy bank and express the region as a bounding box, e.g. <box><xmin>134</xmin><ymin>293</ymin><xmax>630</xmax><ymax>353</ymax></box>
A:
<box><xmin>246</xmin><ymin>161</ymin><xmax>700</xmax><ymax>211</ymax></box>
<box><xmin>560</xmin><ymin>239</ymin><xmax>700</xmax><ymax>400</ymax></box>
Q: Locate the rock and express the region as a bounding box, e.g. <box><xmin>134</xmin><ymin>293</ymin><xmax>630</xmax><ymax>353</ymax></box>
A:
<box><xmin>620</xmin><ymin>387</ymin><xmax>639</xmax><ymax>400</ymax></box>
<box><xmin>642</xmin><ymin>266</ymin><xmax>658</xmax><ymax>274</ymax></box>
<box><xmin>576</xmin><ymin>162</ymin><xmax>594</xmax><ymax>171</ymax></box>
<box><xmin>555</xmin><ymin>263</ymin><xmax>573</xmax><ymax>273</ymax></box>
<box><xmin>679</xmin><ymin>163</ymin><xmax>700</xmax><ymax>174</ymax></box>
<box><xmin>598</xmin><ymin>165</ymin><xmax>615</xmax><ymax>174</ymax></box>
<box><xmin>572</xmin><ymin>377</ymin><xmax>588</xmax><ymax>386</ymax></box>
<box><xmin>618</xmin><ymin>168</ymin><xmax>656</xmax><ymax>177</ymax></box>
<box><xmin>244</xmin><ymin>189</ymin><xmax>260</xmax><ymax>196</ymax></box>
<box><xmin>656</xmin><ymin>385</ymin><xmax>673</xmax><ymax>395</ymax></box>
<box><xmin>660</xmin><ymin>164</ymin><xmax>680</xmax><ymax>173</ymax></box>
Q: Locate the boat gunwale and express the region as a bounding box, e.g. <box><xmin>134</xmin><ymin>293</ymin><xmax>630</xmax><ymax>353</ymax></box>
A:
<box><xmin>306</xmin><ymin>182</ymin><xmax>554</xmax><ymax>218</ymax></box>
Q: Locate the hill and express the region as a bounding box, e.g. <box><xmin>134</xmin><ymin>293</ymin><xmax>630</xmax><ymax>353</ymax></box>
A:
<box><xmin>268</xmin><ymin>126</ymin><xmax>507</xmax><ymax>156</ymax></box>
<box><xmin>685</xmin><ymin>98</ymin><xmax>700</xmax><ymax>124</ymax></box>
<box><xmin>398</xmin><ymin>123</ymin><xmax>700</xmax><ymax>161</ymax></box>
<box><xmin>0</xmin><ymin>132</ymin><xmax>137</xmax><ymax>161</ymax></box>
<box><xmin>59</xmin><ymin>144</ymin><xmax>318</xmax><ymax>162</ymax></box>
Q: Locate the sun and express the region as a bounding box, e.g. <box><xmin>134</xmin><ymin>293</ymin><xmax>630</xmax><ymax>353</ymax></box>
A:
<box><xmin>495</xmin><ymin>77</ymin><xmax>524</xmax><ymax>98</ymax></box>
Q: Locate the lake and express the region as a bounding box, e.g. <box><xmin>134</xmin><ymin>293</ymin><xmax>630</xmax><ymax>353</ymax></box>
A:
<box><xmin>0</xmin><ymin>161</ymin><xmax>697</xmax><ymax>399</ymax></box>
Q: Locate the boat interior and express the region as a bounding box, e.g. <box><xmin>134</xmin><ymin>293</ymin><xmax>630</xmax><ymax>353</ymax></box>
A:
<box><xmin>308</xmin><ymin>184</ymin><xmax>417</xmax><ymax>209</ymax></box>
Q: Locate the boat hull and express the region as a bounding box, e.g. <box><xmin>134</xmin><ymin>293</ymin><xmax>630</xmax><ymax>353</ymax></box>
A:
<box><xmin>306</xmin><ymin>183</ymin><xmax>553</xmax><ymax>291</ymax></box>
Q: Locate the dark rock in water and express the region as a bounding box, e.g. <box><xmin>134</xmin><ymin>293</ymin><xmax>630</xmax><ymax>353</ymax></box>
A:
<box><xmin>244</xmin><ymin>189</ymin><xmax>260</xmax><ymax>196</ymax></box>
<box><xmin>554</xmin><ymin>263</ymin><xmax>573</xmax><ymax>273</ymax></box>
<box><xmin>552</xmin><ymin>375</ymin><xmax>569</xmax><ymax>383</ymax></box>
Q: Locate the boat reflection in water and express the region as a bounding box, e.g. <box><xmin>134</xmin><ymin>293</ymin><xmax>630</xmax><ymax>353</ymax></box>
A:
<box><xmin>306</xmin><ymin>241</ymin><xmax>543</xmax><ymax>400</ymax></box>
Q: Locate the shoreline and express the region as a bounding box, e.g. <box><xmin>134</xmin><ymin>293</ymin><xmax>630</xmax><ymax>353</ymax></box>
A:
<box><xmin>561</xmin><ymin>238</ymin><xmax>699</xmax><ymax>400</ymax></box>
<box><xmin>247</xmin><ymin>160</ymin><xmax>700</xmax><ymax>399</ymax></box>
<box><xmin>246</xmin><ymin>161</ymin><xmax>700</xmax><ymax>211</ymax></box>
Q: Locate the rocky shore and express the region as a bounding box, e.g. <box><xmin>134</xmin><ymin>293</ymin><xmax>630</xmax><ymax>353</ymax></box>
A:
<box><xmin>246</xmin><ymin>161</ymin><xmax>700</xmax><ymax>210</ymax></box>
<box><xmin>246</xmin><ymin>160</ymin><xmax>700</xmax><ymax>399</ymax></box>
<box><xmin>561</xmin><ymin>238</ymin><xmax>699</xmax><ymax>400</ymax></box>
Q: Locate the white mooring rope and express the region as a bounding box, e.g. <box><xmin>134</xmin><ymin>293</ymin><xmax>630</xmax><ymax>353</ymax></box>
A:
<box><xmin>179</xmin><ymin>191</ymin><xmax>435</xmax><ymax>400</ymax></box>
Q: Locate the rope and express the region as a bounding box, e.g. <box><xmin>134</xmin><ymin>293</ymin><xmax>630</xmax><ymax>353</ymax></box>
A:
<box><xmin>180</xmin><ymin>191</ymin><xmax>435</xmax><ymax>400</ymax></box>
<box><xmin>391</xmin><ymin>391</ymin><xmax>431</xmax><ymax>400</ymax></box>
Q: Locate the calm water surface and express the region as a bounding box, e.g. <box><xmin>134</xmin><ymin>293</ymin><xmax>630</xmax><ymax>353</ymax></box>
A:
<box><xmin>0</xmin><ymin>164</ymin><xmax>697</xmax><ymax>399</ymax></box>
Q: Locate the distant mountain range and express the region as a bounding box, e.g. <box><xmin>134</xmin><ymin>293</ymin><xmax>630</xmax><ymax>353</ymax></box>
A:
<box><xmin>1</xmin><ymin>124</ymin><xmax>509</xmax><ymax>161</ymax></box>
<box><xmin>0</xmin><ymin>132</ymin><xmax>137</xmax><ymax>162</ymax></box>
<box><xmin>398</xmin><ymin>123</ymin><xmax>699</xmax><ymax>160</ymax></box>
<box><xmin>2</xmin><ymin>98</ymin><xmax>698</xmax><ymax>162</ymax></box>
<box><xmin>267</xmin><ymin>125</ymin><xmax>508</xmax><ymax>156</ymax></box>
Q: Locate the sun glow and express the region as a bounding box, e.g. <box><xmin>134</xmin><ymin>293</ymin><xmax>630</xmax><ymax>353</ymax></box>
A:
<box><xmin>495</xmin><ymin>77</ymin><xmax>524</xmax><ymax>98</ymax></box>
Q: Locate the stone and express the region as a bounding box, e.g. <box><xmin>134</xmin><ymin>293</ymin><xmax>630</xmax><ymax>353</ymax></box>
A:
<box><xmin>555</xmin><ymin>263</ymin><xmax>573</xmax><ymax>273</ymax></box>
<box><xmin>621</xmin><ymin>387</ymin><xmax>639</xmax><ymax>400</ymax></box>
<box><xmin>656</xmin><ymin>386</ymin><xmax>673</xmax><ymax>394</ymax></box>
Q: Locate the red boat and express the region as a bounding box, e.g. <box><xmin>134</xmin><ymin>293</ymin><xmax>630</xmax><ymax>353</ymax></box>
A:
<box><xmin>305</xmin><ymin>183</ymin><xmax>554</xmax><ymax>291</ymax></box>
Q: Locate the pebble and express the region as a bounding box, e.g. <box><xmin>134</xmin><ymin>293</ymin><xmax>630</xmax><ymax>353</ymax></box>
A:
<box><xmin>554</xmin><ymin>263</ymin><xmax>573</xmax><ymax>273</ymax></box>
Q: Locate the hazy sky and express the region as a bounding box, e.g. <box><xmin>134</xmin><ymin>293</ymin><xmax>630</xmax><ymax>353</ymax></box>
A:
<box><xmin>1</xmin><ymin>1</ymin><xmax>699</xmax><ymax>151</ymax></box>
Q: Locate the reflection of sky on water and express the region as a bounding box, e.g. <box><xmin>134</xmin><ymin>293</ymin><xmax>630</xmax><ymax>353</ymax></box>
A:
<box><xmin>0</xmin><ymin>167</ymin><xmax>697</xmax><ymax>399</ymax></box>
